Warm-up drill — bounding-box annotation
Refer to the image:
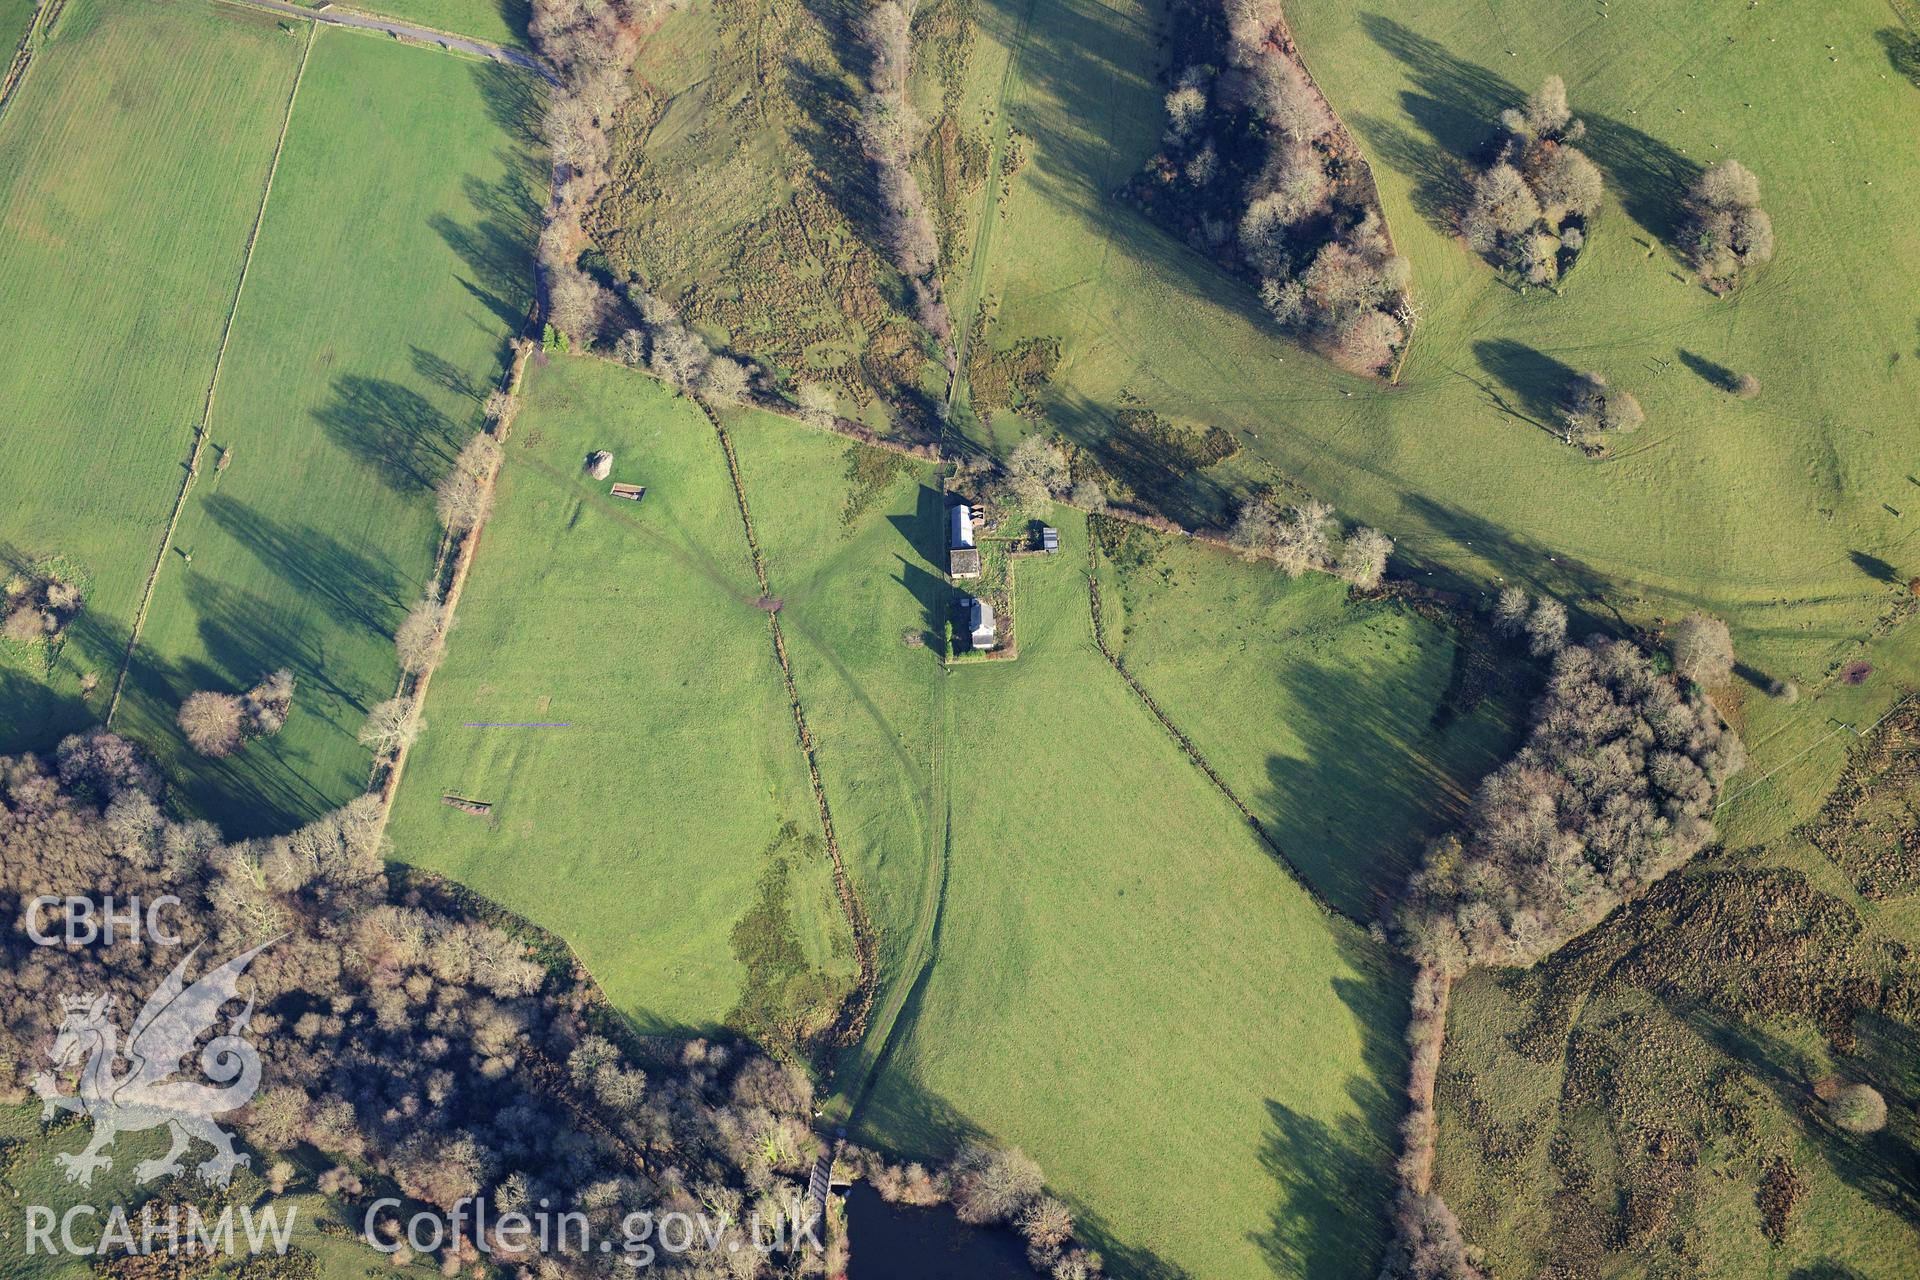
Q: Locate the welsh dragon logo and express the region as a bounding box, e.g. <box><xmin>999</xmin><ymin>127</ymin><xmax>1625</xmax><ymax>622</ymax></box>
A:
<box><xmin>32</xmin><ymin>940</ymin><xmax>276</xmax><ymax>1187</ymax></box>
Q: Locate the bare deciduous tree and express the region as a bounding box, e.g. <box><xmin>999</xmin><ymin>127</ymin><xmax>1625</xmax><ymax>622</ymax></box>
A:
<box><xmin>244</xmin><ymin>669</ymin><xmax>295</xmax><ymax>737</ymax></box>
<box><xmin>1829</xmin><ymin>1083</ymin><xmax>1888</xmax><ymax>1134</ymax></box>
<box><xmin>1493</xmin><ymin>586</ymin><xmax>1531</xmax><ymax>636</ymax></box>
<box><xmin>1563</xmin><ymin>371</ymin><xmax>1644</xmax><ymax>441</ymax></box>
<box><xmin>1069</xmin><ymin>478</ymin><xmax>1108</xmax><ymax>512</ymax></box>
<box><xmin>948</xmin><ymin>1142</ymin><xmax>1044</xmax><ymax>1225</ymax></box>
<box><xmin>1668</xmin><ymin>612</ymin><xmax>1734</xmax><ymax>685</ymax></box>
<box><xmin>359</xmin><ymin>696</ymin><xmax>422</xmax><ymax>756</ymax></box>
<box><xmin>179</xmin><ymin>691</ymin><xmax>245</xmax><ymax>757</ymax></box>
<box><xmin>1006</xmin><ymin>435</ymin><xmax>1069</xmax><ymax>512</ymax></box>
<box><xmin>1526</xmin><ymin>597</ymin><xmax>1568</xmax><ymax>656</ymax></box>
<box><xmin>1399</xmin><ymin>637</ymin><xmax>1744</xmax><ymax>971</ymax></box>
<box><xmin>436</xmin><ymin>472</ymin><xmax>492</xmax><ymax>534</ymax></box>
<box><xmin>483</xmin><ymin>389</ymin><xmax>518</xmax><ymax>427</ymax></box>
<box><xmin>396</xmin><ymin>598</ymin><xmax>452</xmax><ymax>673</ymax></box>
<box><xmin>794</xmin><ymin>382</ymin><xmax>838</xmax><ymax>426</ymax></box>
<box><xmin>1682</xmin><ymin>159</ymin><xmax>1774</xmax><ymax>289</ymax></box>
<box><xmin>1463</xmin><ymin>164</ymin><xmax>1541</xmax><ymax>253</ymax></box>
<box><xmin>700</xmin><ymin>355</ymin><xmax>754</xmax><ymax>404</ymax></box>
<box><xmin>436</xmin><ymin>433</ymin><xmax>501</xmax><ymax>533</ymax></box>
<box><xmin>1336</xmin><ymin>526</ymin><xmax>1393</xmax><ymax>589</ymax></box>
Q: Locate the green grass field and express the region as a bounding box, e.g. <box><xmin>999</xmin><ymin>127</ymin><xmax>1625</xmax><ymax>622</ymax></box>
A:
<box><xmin>386</xmin><ymin>359</ymin><xmax>856</xmax><ymax>1037</ymax></box>
<box><xmin>855</xmin><ymin>512</ymin><xmax>1406</xmax><ymax>1280</ymax></box>
<box><xmin>944</xmin><ymin>0</ymin><xmax>1920</xmax><ymax>839</ymax></box>
<box><xmin>720</xmin><ymin>412</ymin><xmax>947</xmax><ymax>1006</ymax></box>
<box><xmin>393</xmin><ymin>380</ymin><xmax>1414</xmax><ymax>1276</ymax></box>
<box><xmin>0</xmin><ymin>0</ymin><xmax>305</xmax><ymax>746</ymax></box>
<box><xmin>1100</xmin><ymin>526</ymin><xmax>1524</xmax><ymax>919</ymax></box>
<box><xmin>112</xmin><ymin>23</ymin><xmax>543</xmax><ymax>837</ymax></box>
<box><xmin>337</xmin><ymin>0</ymin><xmax>529</xmax><ymax>49</ymax></box>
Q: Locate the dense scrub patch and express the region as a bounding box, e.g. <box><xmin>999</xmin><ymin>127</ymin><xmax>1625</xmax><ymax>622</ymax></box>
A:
<box><xmin>1123</xmin><ymin>0</ymin><xmax>1411</xmax><ymax>374</ymax></box>
<box><xmin>1805</xmin><ymin>696</ymin><xmax>1920</xmax><ymax>900</ymax></box>
<box><xmin>590</xmin><ymin>0</ymin><xmax>949</xmax><ymax>435</ymax></box>
<box><xmin>1458</xmin><ymin>76</ymin><xmax>1602</xmax><ymax>286</ymax></box>
<box><xmin>1399</xmin><ymin>636</ymin><xmax>1744</xmax><ymax>971</ymax></box>
<box><xmin>1420</xmin><ymin>693</ymin><xmax>1920</xmax><ymax>1277</ymax></box>
<box><xmin>0</xmin><ymin>732</ymin><xmax>832</xmax><ymax>1278</ymax></box>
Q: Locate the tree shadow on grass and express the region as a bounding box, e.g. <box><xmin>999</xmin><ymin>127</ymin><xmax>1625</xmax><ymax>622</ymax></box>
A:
<box><xmin>1358</xmin><ymin>13</ymin><xmax>1701</xmax><ymax>245</ymax></box>
<box><xmin>853</xmin><ymin>1069</ymin><xmax>1192</xmax><ymax>1279</ymax></box>
<box><xmin>887</xmin><ymin>482</ymin><xmax>951</xmax><ymax>649</ymax></box>
<box><xmin>202</xmin><ymin>494</ymin><xmax>410</xmax><ymax>637</ymax></box>
<box><xmin>1878</xmin><ymin>27</ymin><xmax>1920</xmax><ymax>89</ymax></box>
<box><xmin>1580</xmin><ymin>111</ymin><xmax>1702</xmax><ymax>247</ymax></box>
<box><xmin>783</xmin><ymin>0</ymin><xmax>893</xmax><ymax>255</ymax></box>
<box><xmin>468</xmin><ymin>49</ymin><xmax>544</xmax><ymax>149</ymax></box>
<box><xmin>431</xmin><ymin>207</ymin><xmax>537</xmax><ymax>337</ymax></box>
<box><xmin>1252</xmin><ymin>1100</ymin><xmax>1395</xmax><ymax>1280</ymax></box>
<box><xmin>1677</xmin><ymin>348</ymin><xmax>1737</xmax><ymax>391</ymax></box>
<box><xmin>411</xmin><ymin>345</ymin><xmax>487</xmax><ymax>406</ymax></box>
<box><xmin>1683</xmin><ymin>1004</ymin><xmax>1920</xmax><ymax>1229</ymax></box>
<box><xmin>1047</xmin><ymin>389</ymin><xmax>1248</xmax><ymax>529</ymax></box>
<box><xmin>1252</xmin><ymin>642</ymin><xmax>1519</xmax><ymax>920</ymax></box>
<box><xmin>1254</xmin><ymin>935</ymin><xmax>1406</xmax><ymax>1276</ymax></box>
<box><xmin>1472</xmin><ymin>337</ymin><xmax>1577</xmax><ymax>429</ymax></box>
<box><xmin>1348</xmin><ymin>111</ymin><xmax>1472</xmax><ymax>235</ymax></box>
<box><xmin>0</xmin><ymin>666</ymin><xmax>94</xmax><ymax>755</ymax></box>
<box><xmin>116</xmin><ymin>578</ymin><xmax>367</xmax><ymax>839</ymax></box>
<box><xmin>312</xmin><ymin>375</ymin><xmax>464</xmax><ymax>494</ymax></box>
<box><xmin>425</xmin><ymin>167</ymin><xmax>541</xmax><ymax>347</ymax></box>
<box><xmin>1396</xmin><ymin>490</ymin><xmax>1621</xmax><ymax>626</ymax></box>
<box><xmin>1849</xmin><ymin>550</ymin><xmax>1900</xmax><ymax>584</ymax></box>
<box><xmin>785</xmin><ymin>63</ymin><xmax>890</xmax><ymax>269</ymax></box>
<box><xmin>1358</xmin><ymin>15</ymin><xmax>1517</xmax><ymax>162</ymax></box>
<box><xmin>970</xmin><ymin>0</ymin><xmax>1166</xmax><ymax>248</ymax></box>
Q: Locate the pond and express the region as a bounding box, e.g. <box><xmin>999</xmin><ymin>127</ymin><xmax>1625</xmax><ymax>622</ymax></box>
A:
<box><xmin>845</xmin><ymin>1182</ymin><xmax>1033</xmax><ymax>1280</ymax></box>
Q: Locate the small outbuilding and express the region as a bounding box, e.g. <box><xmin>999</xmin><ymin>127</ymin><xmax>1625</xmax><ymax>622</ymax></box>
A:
<box><xmin>967</xmin><ymin>597</ymin><xmax>996</xmax><ymax>651</ymax></box>
<box><xmin>949</xmin><ymin>503</ymin><xmax>981</xmax><ymax>579</ymax></box>
<box><xmin>1040</xmin><ymin>526</ymin><xmax>1060</xmax><ymax>554</ymax></box>
<box><xmin>586</xmin><ymin>451</ymin><xmax>613</xmax><ymax>479</ymax></box>
<box><xmin>951</xmin><ymin>503</ymin><xmax>976</xmax><ymax>550</ymax></box>
<box><xmin>610</xmin><ymin>483</ymin><xmax>646</xmax><ymax>502</ymax></box>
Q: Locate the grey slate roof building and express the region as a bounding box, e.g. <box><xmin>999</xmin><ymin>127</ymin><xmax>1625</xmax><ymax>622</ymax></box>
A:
<box><xmin>968</xmin><ymin>596</ymin><xmax>996</xmax><ymax>650</ymax></box>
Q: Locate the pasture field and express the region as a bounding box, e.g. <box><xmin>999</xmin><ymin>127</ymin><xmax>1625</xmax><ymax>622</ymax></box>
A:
<box><xmin>719</xmin><ymin>411</ymin><xmax>948</xmax><ymax>1022</ymax></box>
<box><xmin>1098</xmin><ymin>524</ymin><xmax>1525</xmax><ymax>918</ymax></box>
<box><xmin>386</xmin><ymin>358</ymin><xmax>857</xmax><ymax>1038</ymax></box>
<box><xmin>856</xmin><ymin>510</ymin><xmax>1406</xmax><ymax>1280</ymax></box>
<box><xmin>0</xmin><ymin>0</ymin><xmax>303</xmax><ymax>747</ymax></box>
<box><xmin>114</xmin><ymin>23</ymin><xmax>544</xmax><ymax>837</ymax></box>
<box><xmin>944</xmin><ymin>0</ymin><xmax>1920</xmax><ymax>836</ymax></box>
<box><xmin>338</xmin><ymin>0</ymin><xmax>529</xmax><ymax>49</ymax></box>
